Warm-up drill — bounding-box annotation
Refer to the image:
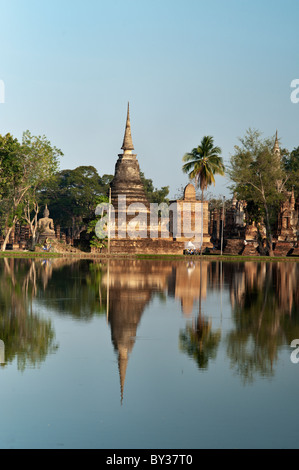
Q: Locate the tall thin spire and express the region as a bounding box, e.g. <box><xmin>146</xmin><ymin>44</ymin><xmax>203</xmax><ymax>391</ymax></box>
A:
<box><xmin>273</xmin><ymin>129</ymin><xmax>280</xmax><ymax>157</ymax></box>
<box><xmin>118</xmin><ymin>348</ymin><xmax>129</xmax><ymax>406</ymax></box>
<box><xmin>121</xmin><ymin>102</ymin><xmax>134</xmax><ymax>152</ymax></box>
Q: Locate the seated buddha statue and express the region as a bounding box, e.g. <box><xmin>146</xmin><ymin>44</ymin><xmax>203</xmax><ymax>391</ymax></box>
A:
<box><xmin>38</xmin><ymin>205</ymin><xmax>56</xmax><ymax>241</ymax></box>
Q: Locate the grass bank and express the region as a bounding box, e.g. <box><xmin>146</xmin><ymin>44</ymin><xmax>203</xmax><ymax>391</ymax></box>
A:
<box><xmin>0</xmin><ymin>251</ymin><xmax>298</xmax><ymax>263</ymax></box>
<box><xmin>135</xmin><ymin>253</ymin><xmax>299</xmax><ymax>263</ymax></box>
<box><xmin>0</xmin><ymin>251</ymin><xmax>63</xmax><ymax>258</ymax></box>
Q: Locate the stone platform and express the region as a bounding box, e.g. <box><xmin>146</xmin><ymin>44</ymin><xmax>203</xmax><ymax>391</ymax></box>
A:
<box><xmin>273</xmin><ymin>242</ymin><xmax>293</xmax><ymax>257</ymax></box>
<box><xmin>242</xmin><ymin>243</ymin><xmax>259</xmax><ymax>256</ymax></box>
<box><xmin>109</xmin><ymin>238</ymin><xmax>186</xmax><ymax>255</ymax></box>
<box><xmin>290</xmin><ymin>246</ymin><xmax>299</xmax><ymax>257</ymax></box>
<box><xmin>223</xmin><ymin>239</ymin><xmax>245</xmax><ymax>255</ymax></box>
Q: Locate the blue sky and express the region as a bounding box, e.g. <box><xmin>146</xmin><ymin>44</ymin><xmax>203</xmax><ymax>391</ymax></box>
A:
<box><xmin>0</xmin><ymin>0</ymin><xmax>298</xmax><ymax>198</ymax></box>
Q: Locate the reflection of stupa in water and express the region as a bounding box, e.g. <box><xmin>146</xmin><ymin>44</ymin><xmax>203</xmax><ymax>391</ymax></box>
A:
<box><xmin>103</xmin><ymin>260</ymin><xmax>173</xmax><ymax>404</ymax></box>
<box><xmin>108</xmin><ymin>285</ymin><xmax>151</xmax><ymax>404</ymax></box>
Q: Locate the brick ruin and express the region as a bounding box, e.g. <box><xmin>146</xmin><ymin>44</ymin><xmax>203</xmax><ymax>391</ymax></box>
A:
<box><xmin>210</xmin><ymin>132</ymin><xmax>299</xmax><ymax>256</ymax></box>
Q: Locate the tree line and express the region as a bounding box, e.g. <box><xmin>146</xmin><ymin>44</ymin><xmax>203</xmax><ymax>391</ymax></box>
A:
<box><xmin>182</xmin><ymin>130</ymin><xmax>299</xmax><ymax>256</ymax></box>
<box><xmin>0</xmin><ymin>128</ymin><xmax>298</xmax><ymax>254</ymax></box>
<box><xmin>0</xmin><ymin>131</ymin><xmax>170</xmax><ymax>251</ymax></box>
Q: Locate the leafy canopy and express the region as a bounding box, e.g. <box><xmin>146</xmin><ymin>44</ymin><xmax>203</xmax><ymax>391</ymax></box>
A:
<box><xmin>182</xmin><ymin>136</ymin><xmax>225</xmax><ymax>200</ymax></box>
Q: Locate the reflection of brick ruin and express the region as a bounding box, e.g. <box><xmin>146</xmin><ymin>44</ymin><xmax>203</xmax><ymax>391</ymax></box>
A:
<box><xmin>168</xmin><ymin>261</ymin><xmax>208</xmax><ymax>315</ymax></box>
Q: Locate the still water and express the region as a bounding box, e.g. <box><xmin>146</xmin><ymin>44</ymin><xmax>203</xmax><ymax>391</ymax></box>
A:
<box><xmin>0</xmin><ymin>257</ymin><xmax>298</xmax><ymax>449</ymax></box>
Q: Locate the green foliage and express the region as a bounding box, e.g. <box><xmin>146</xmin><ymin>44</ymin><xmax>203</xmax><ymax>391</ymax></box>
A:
<box><xmin>228</xmin><ymin>129</ymin><xmax>288</xmax><ymax>254</ymax></box>
<box><xmin>0</xmin><ymin>134</ymin><xmax>23</xmax><ymax>199</ymax></box>
<box><xmin>182</xmin><ymin>135</ymin><xmax>225</xmax><ymax>201</ymax></box>
<box><xmin>87</xmin><ymin>195</ymin><xmax>109</xmax><ymax>250</ymax></box>
<box><xmin>21</xmin><ymin>130</ymin><xmax>61</xmax><ymax>186</ymax></box>
<box><xmin>229</xmin><ymin>129</ymin><xmax>285</xmax><ymax>204</ymax></box>
<box><xmin>0</xmin><ymin>131</ymin><xmax>62</xmax><ymax>248</ymax></box>
<box><xmin>282</xmin><ymin>145</ymin><xmax>299</xmax><ymax>195</ymax></box>
<box><xmin>205</xmin><ymin>191</ymin><xmax>231</xmax><ymax>212</ymax></box>
<box><xmin>38</xmin><ymin>167</ymin><xmax>113</xmax><ymax>235</ymax></box>
<box><xmin>140</xmin><ymin>172</ymin><xmax>169</xmax><ymax>204</ymax></box>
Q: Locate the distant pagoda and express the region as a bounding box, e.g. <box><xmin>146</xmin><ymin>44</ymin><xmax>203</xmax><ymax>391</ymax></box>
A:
<box><xmin>273</xmin><ymin>129</ymin><xmax>281</xmax><ymax>158</ymax></box>
<box><xmin>110</xmin><ymin>103</ymin><xmax>150</xmax><ymax>238</ymax></box>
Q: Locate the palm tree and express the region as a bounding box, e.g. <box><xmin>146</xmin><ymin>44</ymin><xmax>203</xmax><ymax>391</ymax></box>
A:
<box><xmin>182</xmin><ymin>136</ymin><xmax>225</xmax><ymax>202</ymax></box>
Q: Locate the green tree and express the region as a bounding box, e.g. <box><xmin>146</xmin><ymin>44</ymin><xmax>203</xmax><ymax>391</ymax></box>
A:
<box><xmin>182</xmin><ymin>136</ymin><xmax>225</xmax><ymax>202</ymax></box>
<box><xmin>282</xmin><ymin>145</ymin><xmax>299</xmax><ymax>195</ymax></box>
<box><xmin>39</xmin><ymin>167</ymin><xmax>113</xmax><ymax>238</ymax></box>
<box><xmin>21</xmin><ymin>131</ymin><xmax>61</xmax><ymax>249</ymax></box>
<box><xmin>0</xmin><ymin>131</ymin><xmax>61</xmax><ymax>251</ymax></box>
<box><xmin>140</xmin><ymin>172</ymin><xmax>169</xmax><ymax>204</ymax></box>
<box><xmin>228</xmin><ymin>129</ymin><xmax>287</xmax><ymax>256</ymax></box>
<box><xmin>0</xmin><ymin>134</ymin><xmax>24</xmax><ymax>249</ymax></box>
<box><xmin>87</xmin><ymin>195</ymin><xmax>109</xmax><ymax>251</ymax></box>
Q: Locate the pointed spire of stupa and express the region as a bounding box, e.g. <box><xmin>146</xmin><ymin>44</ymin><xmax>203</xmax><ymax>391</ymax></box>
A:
<box><xmin>121</xmin><ymin>102</ymin><xmax>134</xmax><ymax>152</ymax></box>
<box><xmin>273</xmin><ymin>130</ymin><xmax>280</xmax><ymax>157</ymax></box>
<box><xmin>118</xmin><ymin>347</ymin><xmax>129</xmax><ymax>406</ymax></box>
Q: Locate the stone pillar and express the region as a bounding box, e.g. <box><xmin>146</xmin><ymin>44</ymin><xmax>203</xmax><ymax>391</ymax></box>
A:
<box><xmin>55</xmin><ymin>225</ymin><xmax>61</xmax><ymax>240</ymax></box>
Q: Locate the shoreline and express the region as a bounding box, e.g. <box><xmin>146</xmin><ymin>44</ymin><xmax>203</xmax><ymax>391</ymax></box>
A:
<box><xmin>0</xmin><ymin>250</ymin><xmax>298</xmax><ymax>263</ymax></box>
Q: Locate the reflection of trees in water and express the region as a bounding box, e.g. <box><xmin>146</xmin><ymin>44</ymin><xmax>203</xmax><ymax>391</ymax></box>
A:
<box><xmin>226</xmin><ymin>262</ymin><xmax>299</xmax><ymax>384</ymax></box>
<box><xmin>0</xmin><ymin>307</ymin><xmax>58</xmax><ymax>371</ymax></box>
<box><xmin>36</xmin><ymin>259</ymin><xmax>107</xmax><ymax>319</ymax></box>
<box><xmin>1</xmin><ymin>257</ymin><xmax>298</xmax><ymax>384</ymax></box>
<box><xmin>179</xmin><ymin>314</ymin><xmax>221</xmax><ymax>369</ymax></box>
<box><xmin>0</xmin><ymin>257</ymin><xmax>109</xmax><ymax>371</ymax></box>
<box><xmin>0</xmin><ymin>258</ymin><xmax>58</xmax><ymax>371</ymax></box>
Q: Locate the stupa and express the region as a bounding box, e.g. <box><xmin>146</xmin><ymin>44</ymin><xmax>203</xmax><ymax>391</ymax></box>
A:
<box><xmin>110</xmin><ymin>103</ymin><xmax>150</xmax><ymax>238</ymax></box>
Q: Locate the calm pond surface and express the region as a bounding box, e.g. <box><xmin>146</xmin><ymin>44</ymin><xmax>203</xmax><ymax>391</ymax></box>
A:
<box><xmin>0</xmin><ymin>257</ymin><xmax>298</xmax><ymax>449</ymax></box>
